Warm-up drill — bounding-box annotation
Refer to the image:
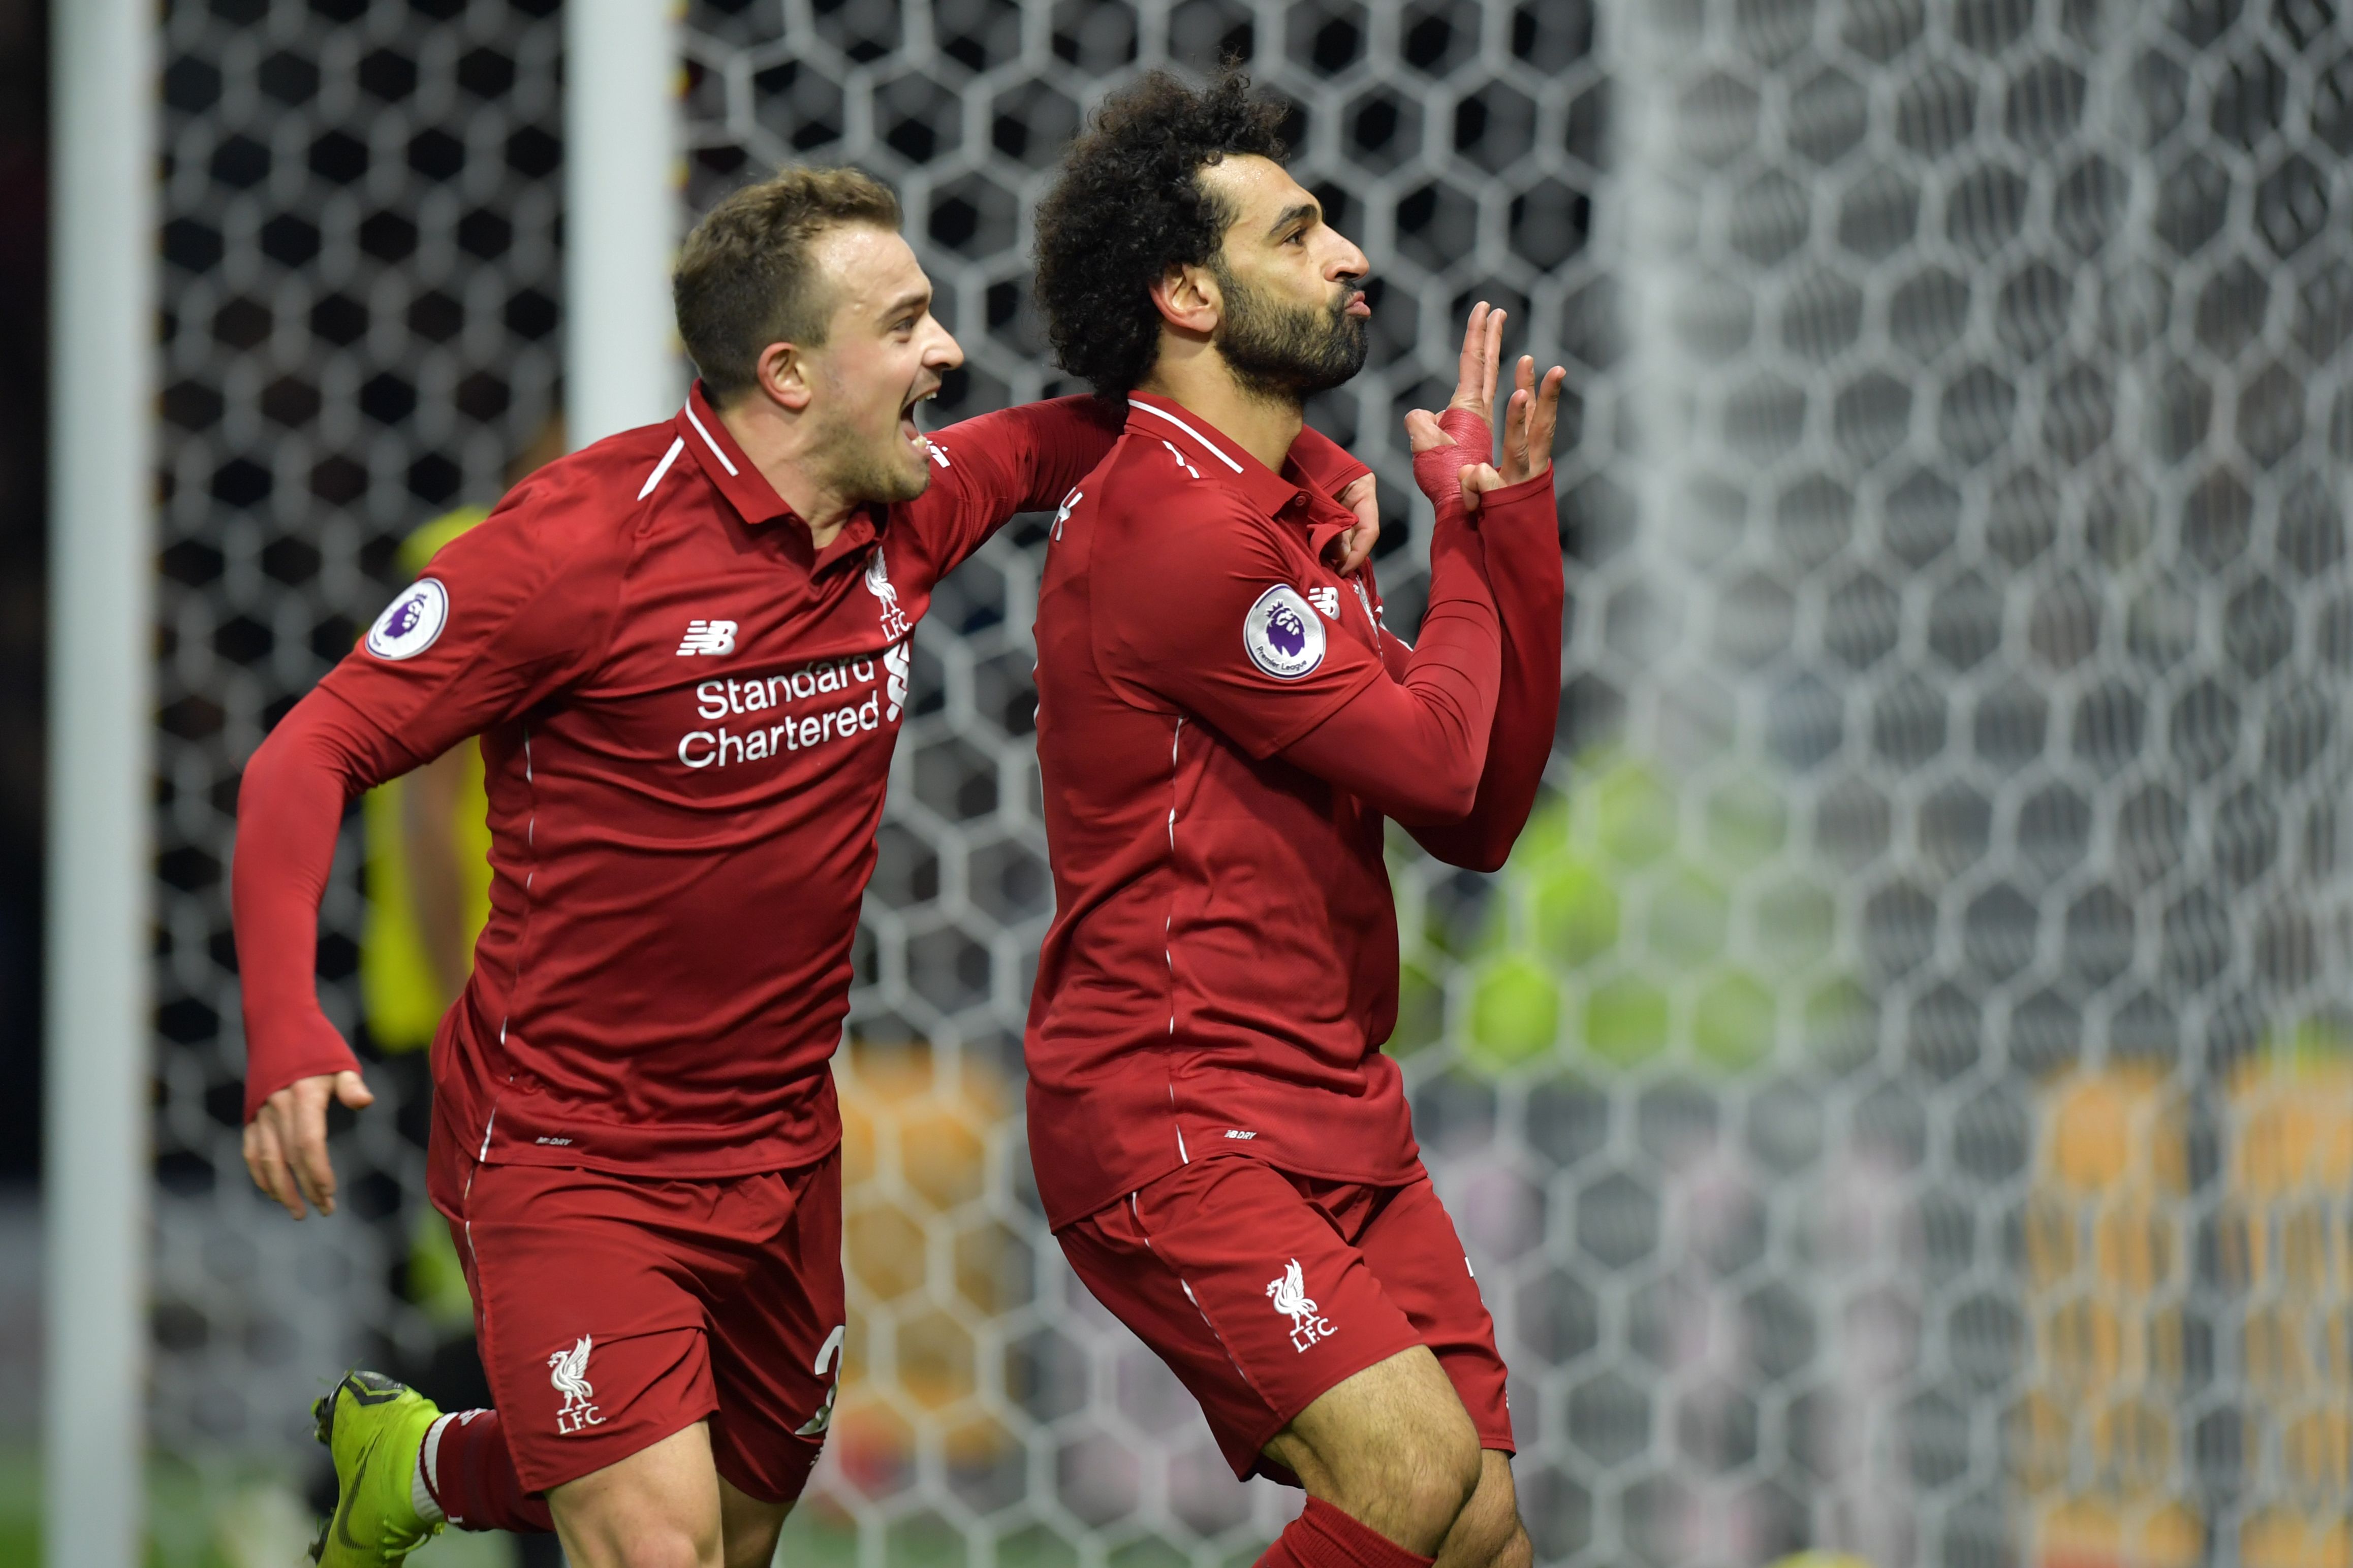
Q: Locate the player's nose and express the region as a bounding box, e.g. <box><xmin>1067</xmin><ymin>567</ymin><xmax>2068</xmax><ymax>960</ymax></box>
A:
<box><xmin>928</xmin><ymin>319</ymin><xmax>965</xmax><ymax>372</ymax></box>
<box><xmin>1326</xmin><ymin>231</ymin><xmax>1371</xmax><ymax>285</ymax></box>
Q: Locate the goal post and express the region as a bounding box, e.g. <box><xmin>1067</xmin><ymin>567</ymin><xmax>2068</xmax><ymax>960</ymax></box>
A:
<box><xmin>564</xmin><ymin>0</ymin><xmax>682</xmax><ymax>447</ymax></box>
<box><xmin>45</xmin><ymin>0</ymin><xmax>158</xmax><ymax>1561</ymax></box>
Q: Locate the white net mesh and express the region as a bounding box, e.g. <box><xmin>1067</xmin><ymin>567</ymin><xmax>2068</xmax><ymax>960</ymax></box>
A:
<box><xmin>153</xmin><ymin>2</ymin><xmax>2353</xmax><ymax>1565</ymax></box>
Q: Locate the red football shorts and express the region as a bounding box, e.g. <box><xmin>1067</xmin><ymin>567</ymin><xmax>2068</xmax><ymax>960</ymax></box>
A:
<box><xmin>1058</xmin><ymin>1156</ymin><xmax>1514</xmax><ymax>1481</ymax></box>
<box><xmin>427</xmin><ymin>1136</ymin><xmax>845</xmax><ymax>1500</ymax></box>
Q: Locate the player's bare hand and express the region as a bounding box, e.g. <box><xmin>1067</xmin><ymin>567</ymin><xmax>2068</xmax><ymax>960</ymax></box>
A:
<box><xmin>1331</xmin><ymin>473</ymin><xmax>1380</xmax><ymax>576</ymax></box>
<box><xmin>242</xmin><ymin>1069</ymin><xmax>374</xmax><ymax>1219</ymax></box>
<box><xmin>1497</xmin><ymin>355</ymin><xmax>1568</xmax><ymax>489</ymax></box>
<box><xmin>1446</xmin><ymin>302</ymin><xmax>1506</xmax><ymax>440</ymax></box>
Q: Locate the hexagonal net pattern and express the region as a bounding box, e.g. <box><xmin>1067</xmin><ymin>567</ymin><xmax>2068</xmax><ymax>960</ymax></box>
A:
<box><xmin>151</xmin><ymin>0</ymin><xmax>566</xmax><ymax>1463</ymax></box>
<box><xmin>148</xmin><ymin>2</ymin><xmax>2353</xmax><ymax>1566</ymax></box>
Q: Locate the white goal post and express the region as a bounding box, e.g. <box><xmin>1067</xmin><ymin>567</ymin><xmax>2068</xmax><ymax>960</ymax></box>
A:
<box><xmin>46</xmin><ymin>0</ymin><xmax>157</xmax><ymax>1562</ymax></box>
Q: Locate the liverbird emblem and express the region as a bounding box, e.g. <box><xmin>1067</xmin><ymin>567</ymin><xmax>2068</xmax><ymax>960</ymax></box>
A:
<box><xmin>865</xmin><ymin>547</ymin><xmax>909</xmax><ymax>640</ymax></box>
<box><xmin>1265</xmin><ymin>1260</ymin><xmax>1338</xmax><ymax>1352</ymax></box>
<box><xmin>549</xmin><ymin>1335</ymin><xmax>605</xmax><ymax>1433</ymax></box>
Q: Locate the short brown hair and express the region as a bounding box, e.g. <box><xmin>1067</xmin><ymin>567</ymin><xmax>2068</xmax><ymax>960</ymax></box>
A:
<box><xmin>673</xmin><ymin>166</ymin><xmax>903</xmax><ymax>400</ymax></box>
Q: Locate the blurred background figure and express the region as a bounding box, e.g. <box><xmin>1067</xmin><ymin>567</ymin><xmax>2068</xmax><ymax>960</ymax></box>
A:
<box><xmin>358</xmin><ymin>422</ymin><xmax>567</xmax><ymax>1060</ymax></box>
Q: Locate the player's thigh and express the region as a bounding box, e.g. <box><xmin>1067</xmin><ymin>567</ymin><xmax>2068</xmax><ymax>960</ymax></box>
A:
<box><xmin>1353</xmin><ymin>1173</ymin><xmax>1515</xmax><ymax>1454</ymax></box>
<box><xmin>1433</xmin><ymin>1451</ymin><xmax>1529</xmax><ymax>1568</ymax></box>
<box><xmin>1060</xmin><ymin>1159</ymin><xmax>1426</xmax><ymax>1482</ymax></box>
<box><xmin>453</xmin><ymin>1161</ymin><xmax>726</xmax><ymax>1496</ymax></box>
<box><xmin>718</xmin><ymin>1474</ymin><xmax>790</xmax><ymax>1568</ymax></box>
<box><xmin>1260</xmin><ymin>1343</ymin><xmax>1482</xmax><ymax>1547</ymax></box>
<box><xmin>548</xmin><ymin>1421</ymin><xmax>725</xmax><ymax>1568</ymax></box>
<box><xmin>703</xmin><ymin>1155</ymin><xmax>844</xmax><ymax>1509</ymax></box>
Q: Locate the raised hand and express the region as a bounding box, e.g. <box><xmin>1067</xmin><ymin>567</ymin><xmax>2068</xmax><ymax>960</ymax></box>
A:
<box><xmin>1496</xmin><ymin>354</ymin><xmax>1568</xmax><ymax>489</ymax></box>
<box><xmin>1404</xmin><ymin>357</ymin><xmax>1565</xmax><ymax>513</ymax></box>
<box><xmin>1445</xmin><ymin>301</ymin><xmax>1507</xmax><ymax>452</ymax></box>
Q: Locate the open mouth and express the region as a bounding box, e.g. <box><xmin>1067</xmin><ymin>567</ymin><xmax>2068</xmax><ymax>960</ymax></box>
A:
<box><xmin>900</xmin><ymin>386</ymin><xmax>939</xmax><ymax>449</ymax></box>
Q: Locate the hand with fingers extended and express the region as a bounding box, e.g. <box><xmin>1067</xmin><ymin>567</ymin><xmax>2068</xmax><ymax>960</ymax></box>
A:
<box><xmin>1407</xmin><ymin>302</ymin><xmax>1501</xmax><ymax>511</ymax></box>
<box><xmin>1407</xmin><ymin>306</ymin><xmax>1567</xmax><ymax>517</ymax></box>
<box><xmin>242</xmin><ymin>1067</ymin><xmax>374</xmax><ymax>1219</ymax></box>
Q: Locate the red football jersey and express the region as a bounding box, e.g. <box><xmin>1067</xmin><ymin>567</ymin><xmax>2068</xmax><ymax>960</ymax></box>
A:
<box><xmin>1024</xmin><ymin>393</ymin><xmax>1563</xmax><ymax>1228</ymax></box>
<box><xmin>235</xmin><ymin>384</ymin><xmax>1369</xmax><ymax>1178</ymax></box>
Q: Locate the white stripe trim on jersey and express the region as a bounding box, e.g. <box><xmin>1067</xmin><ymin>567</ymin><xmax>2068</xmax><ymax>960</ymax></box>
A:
<box><xmin>638</xmin><ymin>436</ymin><xmax>685</xmax><ymax>499</ymax></box>
<box><xmin>684</xmin><ymin>404</ymin><xmax>739</xmax><ymax>475</ymax></box>
<box><xmin>1130</xmin><ymin>400</ymin><xmax>1245</xmax><ymax>473</ymax></box>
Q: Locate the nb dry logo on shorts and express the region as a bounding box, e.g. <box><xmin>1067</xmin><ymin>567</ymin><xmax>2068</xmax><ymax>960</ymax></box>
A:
<box><xmin>1266</xmin><ymin>1259</ymin><xmax>1338</xmax><ymax>1353</ymax></box>
<box><xmin>550</xmin><ymin>1334</ymin><xmax>605</xmax><ymax>1434</ymax></box>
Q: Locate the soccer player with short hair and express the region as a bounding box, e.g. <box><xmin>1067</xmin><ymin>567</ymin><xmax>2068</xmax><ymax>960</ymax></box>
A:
<box><xmin>1025</xmin><ymin>74</ymin><xmax>1567</xmax><ymax>1568</ymax></box>
<box><xmin>232</xmin><ymin>165</ymin><xmax>1378</xmax><ymax>1567</ymax></box>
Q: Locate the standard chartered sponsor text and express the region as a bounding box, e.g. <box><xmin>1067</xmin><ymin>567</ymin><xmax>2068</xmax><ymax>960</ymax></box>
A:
<box><xmin>677</xmin><ymin>652</ymin><xmax>888</xmax><ymax>769</ymax></box>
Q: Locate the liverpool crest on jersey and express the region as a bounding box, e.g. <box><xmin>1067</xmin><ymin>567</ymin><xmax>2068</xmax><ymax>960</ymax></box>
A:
<box><xmin>865</xmin><ymin>547</ymin><xmax>909</xmax><ymax>641</ymax></box>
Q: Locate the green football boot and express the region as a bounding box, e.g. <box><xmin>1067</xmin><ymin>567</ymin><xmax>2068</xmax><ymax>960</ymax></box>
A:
<box><xmin>309</xmin><ymin>1369</ymin><xmax>446</xmax><ymax>1565</ymax></box>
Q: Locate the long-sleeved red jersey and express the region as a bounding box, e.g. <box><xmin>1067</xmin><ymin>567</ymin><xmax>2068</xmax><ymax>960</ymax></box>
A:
<box><xmin>234</xmin><ymin>384</ymin><xmax>1369</xmax><ymax>1178</ymax></box>
<box><xmin>1023</xmin><ymin>395</ymin><xmax>1564</xmax><ymax>1228</ymax></box>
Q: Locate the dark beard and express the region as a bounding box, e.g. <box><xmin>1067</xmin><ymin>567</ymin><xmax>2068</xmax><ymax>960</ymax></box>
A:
<box><xmin>1212</xmin><ymin>265</ymin><xmax>1369</xmax><ymax>404</ymax></box>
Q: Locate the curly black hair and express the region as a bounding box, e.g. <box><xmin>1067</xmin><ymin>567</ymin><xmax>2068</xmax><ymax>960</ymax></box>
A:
<box><xmin>1032</xmin><ymin>70</ymin><xmax>1291</xmax><ymax>398</ymax></box>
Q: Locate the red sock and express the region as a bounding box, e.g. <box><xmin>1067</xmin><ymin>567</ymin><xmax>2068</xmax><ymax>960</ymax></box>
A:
<box><xmin>1257</xmin><ymin>1499</ymin><xmax>1435</xmax><ymax>1568</ymax></box>
<box><xmin>421</xmin><ymin>1409</ymin><xmax>555</xmax><ymax>1533</ymax></box>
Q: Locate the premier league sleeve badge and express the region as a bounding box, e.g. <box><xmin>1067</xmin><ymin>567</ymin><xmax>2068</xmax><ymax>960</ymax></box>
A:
<box><xmin>1243</xmin><ymin>585</ymin><xmax>1327</xmax><ymax>680</ymax></box>
<box><xmin>364</xmin><ymin>578</ymin><xmax>450</xmax><ymax>661</ymax></box>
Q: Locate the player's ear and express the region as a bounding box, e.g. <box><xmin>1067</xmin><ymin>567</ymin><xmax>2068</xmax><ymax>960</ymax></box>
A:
<box><xmin>1149</xmin><ymin>263</ymin><xmax>1220</xmax><ymax>337</ymax></box>
<box><xmin>755</xmin><ymin>340</ymin><xmax>814</xmax><ymax>413</ymax></box>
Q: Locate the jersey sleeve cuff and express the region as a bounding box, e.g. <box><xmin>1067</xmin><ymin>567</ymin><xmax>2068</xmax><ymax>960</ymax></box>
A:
<box><xmin>1478</xmin><ymin>469</ymin><xmax>1560</xmax><ymax>517</ymax></box>
<box><xmin>241</xmin><ymin>1027</ymin><xmax>363</xmax><ymax>1122</ymax></box>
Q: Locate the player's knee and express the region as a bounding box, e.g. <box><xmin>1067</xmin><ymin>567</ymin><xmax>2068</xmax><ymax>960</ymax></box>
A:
<box><xmin>1489</xmin><ymin>1522</ymin><xmax>1533</xmax><ymax>1568</ymax></box>
<box><xmin>1420</xmin><ymin>1424</ymin><xmax>1486</xmax><ymax>1530</ymax></box>
<box><xmin>1354</xmin><ymin>1417</ymin><xmax>1480</xmax><ymax>1541</ymax></box>
<box><xmin>615</xmin><ymin>1533</ymin><xmax>716</xmax><ymax>1568</ymax></box>
<box><xmin>1449</xmin><ymin>1495</ymin><xmax>1528</xmax><ymax>1568</ymax></box>
<box><xmin>722</xmin><ymin>1523</ymin><xmax>785</xmax><ymax>1568</ymax></box>
<box><xmin>724</xmin><ymin>1538</ymin><xmax>779</xmax><ymax>1568</ymax></box>
<box><xmin>567</xmin><ymin>1521</ymin><xmax>720</xmax><ymax>1568</ymax></box>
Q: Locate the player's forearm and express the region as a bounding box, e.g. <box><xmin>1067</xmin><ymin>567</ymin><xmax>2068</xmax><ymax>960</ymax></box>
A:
<box><xmin>1411</xmin><ymin>418</ymin><xmax>1502</xmax><ymax>617</ymax></box>
<box><xmin>1281</xmin><ymin>588</ymin><xmax>1501</xmax><ymax>823</ymax></box>
<box><xmin>1407</xmin><ymin>473</ymin><xmax>1564</xmax><ymax>871</ymax></box>
<box><xmin>233</xmin><ymin>693</ymin><xmax>394</xmax><ymax>1117</ymax></box>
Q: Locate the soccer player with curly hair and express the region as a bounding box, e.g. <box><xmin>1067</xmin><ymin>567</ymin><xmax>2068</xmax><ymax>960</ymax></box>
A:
<box><xmin>1025</xmin><ymin>70</ymin><xmax>1568</xmax><ymax>1568</ymax></box>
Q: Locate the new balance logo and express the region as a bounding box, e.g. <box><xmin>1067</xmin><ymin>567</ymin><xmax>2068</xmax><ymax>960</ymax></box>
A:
<box><xmin>677</xmin><ymin>619</ymin><xmax>737</xmax><ymax>656</ymax></box>
<box><xmin>1308</xmin><ymin>587</ymin><xmax>1340</xmax><ymax>619</ymax></box>
<box><xmin>1266</xmin><ymin>1259</ymin><xmax>1338</xmax><ymax>1352</ymax></box>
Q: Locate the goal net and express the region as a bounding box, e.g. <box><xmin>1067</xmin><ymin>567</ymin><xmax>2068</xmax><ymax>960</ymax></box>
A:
<box><xmin>151</xmin><ymin>2</ymin><xmax>2353</xmax><ymax>1564</ymax></box>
